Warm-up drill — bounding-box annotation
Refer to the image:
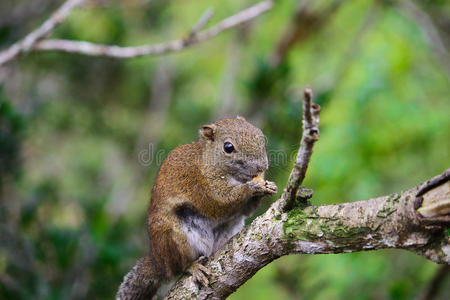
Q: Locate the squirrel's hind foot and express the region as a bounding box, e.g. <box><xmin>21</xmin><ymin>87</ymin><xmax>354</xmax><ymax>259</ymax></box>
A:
<box><xmin>186</xmin><ymin>256</ymin><xmax>210</xmax><ymax>287</ymax></box>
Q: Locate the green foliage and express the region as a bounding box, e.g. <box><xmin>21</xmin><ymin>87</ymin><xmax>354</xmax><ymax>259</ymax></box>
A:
<box><xmin>0</xmin><ymin>91</ymin><xmax>24</xmax><ymax>181</ymax></box>
<box><xmin>0</xmin><ymin>0</ymin><xmax>449</xmax><ymax>299</ymax></box>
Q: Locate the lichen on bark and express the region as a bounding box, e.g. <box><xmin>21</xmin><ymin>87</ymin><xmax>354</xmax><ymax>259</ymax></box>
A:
<box><xmin>283</xmin><ymin>205</ymin><xmax>374</xmax><ymax>248</ymax></box>
<box><xmin>160</xmin><ymin>171</ymin><xmax>449</xmax><ymax>299</ymax></box>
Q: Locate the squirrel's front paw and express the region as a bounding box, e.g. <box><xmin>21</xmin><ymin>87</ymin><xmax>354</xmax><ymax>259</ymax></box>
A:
<box><xmin>248</xmin><ymin>180</ymin><xmax>278</xmax><ymax>196</ymax></box>
<box><xmin>186</xmin><ymin>256</ymin><xmax>210</xmax><ymax>287</ymax></box>
<box><xmin>264</xmin><ymin>180</ymin><xmax>278</xmax><ymax>194</ymax></box>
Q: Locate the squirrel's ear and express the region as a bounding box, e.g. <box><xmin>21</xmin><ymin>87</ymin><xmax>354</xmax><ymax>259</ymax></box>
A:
<box><xmin>200</xmin><ymin>124</ymin><xmax>216</xmax><ymax>141</ymax></box>
<box><xmin>236</xmin><ymin>115</ymin><xmax>246</xmax><ymax>121</ymax></box>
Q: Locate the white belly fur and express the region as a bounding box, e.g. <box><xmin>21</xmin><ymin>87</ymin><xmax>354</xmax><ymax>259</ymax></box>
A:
<box><xmin>181</xmin><ymin>213</ymin><xmax>246</xmax><ymax>258</ymax></box>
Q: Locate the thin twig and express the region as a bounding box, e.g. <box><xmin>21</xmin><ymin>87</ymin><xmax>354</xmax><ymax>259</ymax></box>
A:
<box><xmin>188</xmin><ymin>8</ymin><xmax>215</xmax><ymax>39</ymax></box>
<box><xmin>0</xmin><ymin>0</ymin><xmax>85</xmax><ymax>66</ymax></box>
<box><xmin>0</xmin><ymin>0</ymin><xmax>273</xmax><ymax>64</ymax></box>
<box><xmin>280</xmin><ymin>87</ymin><xmax>320</xmax><ymax>210</ymax></box>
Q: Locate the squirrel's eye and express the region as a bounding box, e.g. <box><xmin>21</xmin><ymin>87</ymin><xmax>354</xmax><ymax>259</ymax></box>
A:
<box><xmin>223</xmin><ymin>142</ymin><xmax>235</xmax><ymax>153</ymax></box>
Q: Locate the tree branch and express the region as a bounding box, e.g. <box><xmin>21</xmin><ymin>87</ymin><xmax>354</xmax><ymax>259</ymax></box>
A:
<box><xmin>0</xmin><ymin>0</ymin><xmax>273</xmax><ymax>66</ymax></box>
<box><xmin>166</xmin><ymin>169</ymin><xmax>450</xmax><ymax>299</ymax></box>
<box><xmin>280</xmin><ymin>87</ymin><xmax>320</xmax><ymax>210</ymax></box>
<box><xmin>187</xmin><ymin>8</ymin><xmax>215</xmax><ymax>40</ymax></box>
<box><xmin>0</xmin><ymin>0</ymin><xmax>85</xmax><ymax>66</ymax></box>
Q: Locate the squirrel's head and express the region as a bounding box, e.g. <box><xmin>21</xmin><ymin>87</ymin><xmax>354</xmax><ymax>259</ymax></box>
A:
<box><xmin>199</xmin><ymin>116</ymin><xmax>268</xmax><ymax>183</ymax></box>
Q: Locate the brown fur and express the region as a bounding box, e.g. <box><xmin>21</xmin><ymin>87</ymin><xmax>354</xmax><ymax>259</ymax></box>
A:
<box><xmin>139</xmin><ymin>118</ymin><xmax>277</xmax><ymax>297</ymax></box>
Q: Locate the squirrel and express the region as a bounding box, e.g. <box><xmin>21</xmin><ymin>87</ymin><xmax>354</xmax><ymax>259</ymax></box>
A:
<box><xmin>117</xmin><ymin>117</ymin><xmax>277</xmax><ymax>299</ymax></box>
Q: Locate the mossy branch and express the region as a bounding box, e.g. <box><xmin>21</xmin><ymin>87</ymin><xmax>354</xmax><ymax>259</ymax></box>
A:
<box><xmin>166</xmin><ymin>169</ymin><xmax>450</xmax><ymax>299</ymax></box>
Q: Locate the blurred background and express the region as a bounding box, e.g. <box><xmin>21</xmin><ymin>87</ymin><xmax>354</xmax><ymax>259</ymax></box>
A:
<box><xmin>0</xmin><ymin>0</ymin><xmax>449</xmax><ymax>299</ymax></box>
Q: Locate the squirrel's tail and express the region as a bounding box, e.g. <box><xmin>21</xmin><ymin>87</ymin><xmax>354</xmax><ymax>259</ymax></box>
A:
<box><xmin>116</xmin><ymin>256</ymin><xmax>161</xmax><ymax>300</ymax></box>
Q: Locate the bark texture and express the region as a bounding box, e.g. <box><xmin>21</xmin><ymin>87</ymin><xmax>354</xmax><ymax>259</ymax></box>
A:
<box><xmin>165</xmin><ymin>169</ymin><xmax>449</xmax><ymax>299</ymax></box>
